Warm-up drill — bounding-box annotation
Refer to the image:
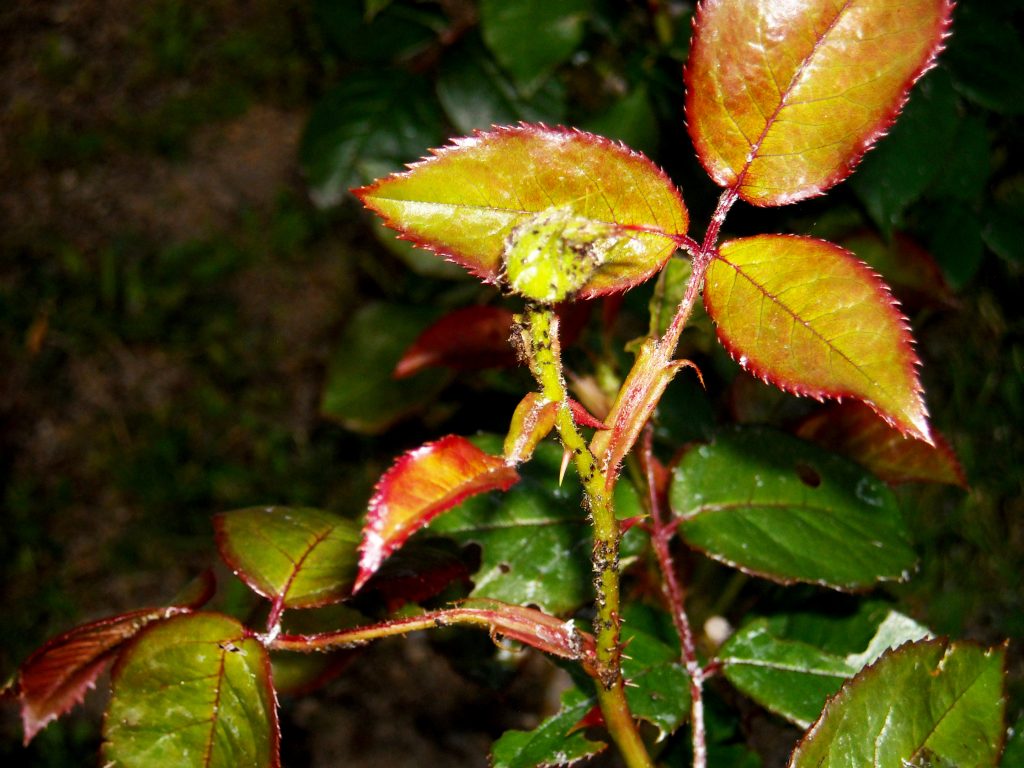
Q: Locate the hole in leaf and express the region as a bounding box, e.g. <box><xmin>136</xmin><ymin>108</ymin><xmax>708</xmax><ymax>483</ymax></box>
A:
<box><xmin>795</xmin><ymin>461</ymin><xmax>821</xmax><ymax>488</ymax></box>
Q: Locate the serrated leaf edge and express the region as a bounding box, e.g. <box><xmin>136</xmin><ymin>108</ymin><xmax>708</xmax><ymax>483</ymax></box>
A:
<box><xmin>707</xmin><ymin>234</ymin><xmax>932</xmax><ymax>444</ymax></box>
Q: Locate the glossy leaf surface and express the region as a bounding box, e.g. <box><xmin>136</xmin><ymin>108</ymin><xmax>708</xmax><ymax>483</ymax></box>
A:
<box><xmin>619</xmin><ymin>605</ymin><xmax>691</xmax><ymax>738</ymax></box>
<box><xmin>214</xmin><ymin>507</ymin><xmax>360</xmax><ymax>619</ymax></box>
<box><xmin>491</xmin><ymin>688</ymin><xmax>607</xmax><ymax>768</ymax></box>
<box><xmin>480</xmin><ymin>0</ymin><xmax>589</xmax><ymax>92</ymax></box>
<box><xmin>321</xmin><ymin>303</ymin><xmax>449</xmax><ymax>434</ymax></box>
<box><xmin>669</xmin><ymin>427</ymin><xmax>916</xmax><ymax>589</ymax></box>
<box><xmin>393</xmin><ymin>305</ymin><xmax>517</xmax><ymax>378</ymax></box>
<box><xmin>102</xmin><ymin>613</ymin><xmax>278</xmax><ymax>768</ymax></box>
<box><xmin>790</xmin><ymin>639</ymin><xmax>1006</xmax><ymax>768</ymax></box>
<box><xmin>356</xmin><ymin>435</ymin><xmax>519</xmax><ymax>592</ymax></box>
<box><xmin>705</xmin><ymin>235</ymin><xmax>931</xmax><ymax>443</ymax></box>
<box><xmin>686</xmin><ymin>0</ymin><xmax>953</xmax><ymax>206</ymax></box>
<box><xmin>16</xmin><ymin>606</ymin><xmax>188</xmax><ymax>744</ymax></box>
<box><xmin>354</xmin><ymin>125</ymin><xmax>687</xmax><ymax>297</ymax></box>
<box><xmin>721</xmin><ymin>609</ymin><xmax>930</xmax><ymax>727</ymax></box>
<box><xmin>797</xmin><ymin>402</ymin><xmax>965</xmax><ymax>487</ymax></box>
<box><xmin>431</xmin><ymin>440</ymin><xmax>645</xmax><ymax>614</ymax></box>
<box><xmin>300</xmin><ymin>70</ymin><xmax>445</xmax><ymax>207</ymax></box>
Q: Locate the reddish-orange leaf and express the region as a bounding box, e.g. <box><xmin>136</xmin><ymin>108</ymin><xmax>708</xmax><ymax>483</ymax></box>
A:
<box><xmin>591</xmin><ymin>339</ymin><xmax>694</xmax><ymax>488</ymax></box>
<box><xmin>504</xmin><ymin>393</ymin><xmax>607</xmax><ymax>466</ymax></box>
<box><xmin>393</xmin><ymin>305</ymin><xmax>517</xmax><ymax>378</ymax></box>
<box><xmin>686</xmin><ymin>0</ymin><xmax>953</xmax><ymax>206</ymax></box>
<box><xmin>354</xmin><ymin>124</ymin><xmax>687</xmax><ymax>297</ymax></box>
<box><xmin>797</xmin><ymin>401</ymin><xmax>966</xmax><ymax>487</ymax></box>
<box><xmin>705</xmin><ymin>235</ymin><xmax>931</xmax><ymax>443</ymax></box>
<box><xmin>356</xmin><ymin>436</ymin><xmax>520</xmax><ymax>592</ymax></box>
<box><xmin>15</xmin><ymin>606</ymin><xmax>188</xmax><ymax>744</ymax></box>
<box><xmin>504</xmin><ymin>393</ymin><xmax>559</xmax><ymax>466</ymax></box>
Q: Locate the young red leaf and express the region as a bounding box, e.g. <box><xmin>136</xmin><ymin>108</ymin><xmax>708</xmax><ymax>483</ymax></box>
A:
<box><xmin>504</xmin><ymin>394</ymin><xmax>606</xmax><ymax>466</ymax></box>
<box><xmin>214</xmin><ymin>507</ymin><xmax>360</xmax><ymax>626</ymax></box>
<box><xmin>356</xmin><ymin>436</ymin><xmax>520</xmax><ymax>592</ymax></box>
<box><xmin>504</xmin><ymin>392</ymin><xmax>559</xmax><ymax>466</ymax></box>
<box><xmin>15</xmin><ymin>606</ymin><xmax>189</xmax><ymax>744</ymax></box>
<box><xmin>590</xmin><ymin>339</ymin><xmax>692</xmax><ymax>487</ymax></box>
<box><xmin>354</xmin><ymin>124</ymin><xmax>688</xmax><ymax>298</ymax></box>
<box><xmin>686</xmin><ymin>0</ymin><xmax>953</xmax><ymax>206</ymax></box>
<box><xmin>796</xmin><ymin>402</ymin><xmax>966</xmax><ymax>487</ymax></box>
<box><xmin>704</xmin><ymin>235</ymin><xmax>931</xmax><ymax>443</ymax></box>
<box><xmin>393</xmin><ymin>305</ymin><xmax>517</xmax><ymax>378</ymax></box>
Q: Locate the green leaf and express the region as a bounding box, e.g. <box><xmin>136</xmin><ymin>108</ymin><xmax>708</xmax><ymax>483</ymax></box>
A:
<box><xmin>300</xmin><ymin>71</ymin><xmax>445</xmax><ymax>208</ymax></box>
<box><xmin>850</xmin><ymin>68</ymin><xmax>960</xmax><ymax>233</ymax></box>
<box><xmin>620</xmin><ymin>605</ymin><xmax>691</xmax><ymax>739</ymax></box>
<box><xmin>102</xmin><ymin>613</ymin><xmax>278</xmax><ymax>768</ymax></box>
<box><xmin>721</xmin><ymin>608</ymin><xmax>930</xmax><ymax>727</ymax></box>
<box><xmin>686</xmin><ymin>0</ymin><xmax>953</xmax><ymax>206</ymax></box>
<box><xmin>790</xmin><ymin>639</ymin><xmax>1007</xmax><ymax>768</ymax></box>
<box><xmin>705</xmin><ymin>235</ymin><xmax>931</xmax><ymax>443</ymax></box>
<box><xmin>354</xmin><ymin>124</ymin><xmax>687</xmax><ymax>297</ymax></box>
<box><xmin>928</xmin><ymin>115</ymin><xmax>992</xmax><ymax>204</ymax></box>
<box><xmin>430</xmin><ymin>440</ymin><xmax>644</xmax><ymax>614</ymax></box>
<box><xmin>214</xmin><ymin>507</ymin><xmax>359</xmax><ymax>620</ymax></box>
<box><xmin>437</xmin><ymin>36</ymin><xmax>566</xmax><ymax>134</ymax></box>
<box><xmin>320</xmin><ymin>303</ymin><xmax>450</xmax><ymax>434</ymax></box>
<box><xmin>944</xmin><ymin>4</ymin><xmax>1024</xmax><ymax>115</ymax></box>
<box><xmin>480</xmin><ymin>0</ymin><xmax>590</xmax><ymax>93</ymax></box>
<box><xmin>314</xmin><ymin>0</ymin><xmax>443</xmax><ymax>62</ymax></box>
<box><xmin>669</xmin><ymin>427</ymin><xmax>917</xmax><ymax>590</ymax></box>
<box><xmin>920</xmin><ymin>202</ymin><xmax>985</xmax><ymax>289</ymax></box>
<box><xmin>491</xmin><ymin>687</ymin><xmax>606</xmax><ymax>768</ymax></box>
<box><xmin>583</xmin><ymin>86</ymin><xmax>660</xmax><ymax>158</ymax></box>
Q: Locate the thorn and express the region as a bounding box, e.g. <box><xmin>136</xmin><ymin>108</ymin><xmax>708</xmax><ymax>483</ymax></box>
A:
<box><xmin>620</xmin><ymin>652</ymin><xmax>634</xmax><ymax>661</ymax></box>
<box><xmin>559</xmin><ymin>446</ymin><xmax>572</xmax><ymax>486</ymax></box>
<box><xmin>623</xmin><ymin>679</ymin><xmax>640</xmax><ymax>688</ymax></box>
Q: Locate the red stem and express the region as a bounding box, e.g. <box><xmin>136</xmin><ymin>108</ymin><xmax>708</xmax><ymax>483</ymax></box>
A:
<box><xmin>640</xmin><ymin>429</ymin><xmax>707</xmax><ymax>768</ymax></box>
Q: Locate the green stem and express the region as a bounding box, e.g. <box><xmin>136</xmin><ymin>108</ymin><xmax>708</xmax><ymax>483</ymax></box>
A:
<box><xmin>520</xmin><ymin>304</ymin><xmax>653</xmax><ymax>768</ymax></box>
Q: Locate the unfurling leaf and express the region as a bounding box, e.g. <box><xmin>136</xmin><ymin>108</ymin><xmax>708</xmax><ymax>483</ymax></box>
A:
<box><xmin>797</xmin><ymin>402</ymin><xmax>965</xmax><ymax>487</ymax></box>
<box><xmin>721</xmin><ymin>609</ymin><xmax>930</xmax><ymax>727</ymax></box>
<box><xmin>669</xmin><ymin>427</ymin><xmax>917</xmax><ymax>590</ymax></box>
<box><xmin>15</xmin><ymin>606</ymin><xmax>189</xmax><ymax>745</ymax></box>
<box><xmin>686</xmin><ymin>0</ymin><xmax>953</xmax><ymax>206</ymax></box>
<box><xmin>356</xmin><ymin>436</ymin><xmax>520</xmax><ymax>592</ymax></box>
<box><xmin>590</xmin><ymin>338</ymin><xmax>693</xmax><ymax>487</ymax></box>
<box><xmin>214</xmin><ymin>507</ymin><xmax>360</xmax><ymax>624</ymax></box>
<box><xmin>102</xmin><ymin>612</ymin><xmax>279</xmax><ymax>768</ymax></box>
<box><xmin>393</xmin><ymin>305</ymin><xmax>517</xmax><ymax>378</ymax></box>
<box><xmin>354</xmin><ymin>124</ymin><xmax>687</xmax><ymax>297</ymax></box>
<box><xmin>704</xmin><ymin>235</ymin><xmax>931</xmax><ymax>443</ymax></box>
<box><xmin>504</xmin><ymin>393</ymin><xmax>606</xmax><ymax>466</ymax></box>
<box><xmin>790</xmin><ymin>639</ymin><xmax>1006</xmax><ymax>768</ymax></box>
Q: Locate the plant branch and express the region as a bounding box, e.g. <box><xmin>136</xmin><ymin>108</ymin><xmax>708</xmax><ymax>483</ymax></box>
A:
<box><xmin>520</xmin><ymin>304</ymin><xmax>654</xmax><ymax>768</ymax></box>
<box><xmin>660</xmin><ymin>188</ymin><xmax>736</xmax><ymax>357</ymax></box>
<box><xmin>640</xmin><ymin>429</ymin><xmax>707</xmax><ymax>768</ymax></box>
<box><xmin>270</xmin><ymin>605</ymin><xmax>597</xmax><ymax>674</ymax></box>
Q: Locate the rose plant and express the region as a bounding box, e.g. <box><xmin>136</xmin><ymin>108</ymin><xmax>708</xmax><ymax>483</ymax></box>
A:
<box><xmin>4</xmin><ymin>1</ymin><xmax>1009</xmax><ymax>767</ymax></box>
